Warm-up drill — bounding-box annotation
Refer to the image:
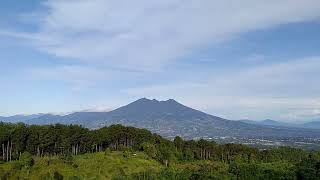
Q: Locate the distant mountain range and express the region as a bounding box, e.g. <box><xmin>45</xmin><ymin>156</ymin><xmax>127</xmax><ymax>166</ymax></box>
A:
<box><xmin>0</xmin><ymin>114</ymin><xmax>44</xmax><ymax>123</ymax></box>
<box><xmin>303</xmin><ymin>121</ymin><xmax>320</xmax><ymax>129</ymax></box>
<box><xmin>1</xmin><ymin>98</ymin><xmax>320</xmax><ymax>139</ymax></box>
<box><xmin>239</xmin><ymin>119</ymin><xmax>320</xmax><ymax>129</ymax></box>
<box><xmin>239</xmin><ymin>119</ymin><xmax>295</xmax><ymax>127</ymax></box>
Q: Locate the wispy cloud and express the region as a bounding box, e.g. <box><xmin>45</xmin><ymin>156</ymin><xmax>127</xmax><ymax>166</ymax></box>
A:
<box><xmin>0</xmin><ymin>30</ymin><xmax>40</xmax><ymax>41</ymax></box>
<box><xmin>3</xmin><ymin>0</ymin><xmax>320</xmax><ymax>70</ymax></box>
<box><xmin>1</xmin><ymin>0</ymin><xmax>320</xmax><ymax>119</ymax></box>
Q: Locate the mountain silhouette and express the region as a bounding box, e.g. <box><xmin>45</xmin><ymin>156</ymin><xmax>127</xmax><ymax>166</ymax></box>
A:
<box><xmin>15</xmin><ymin>98</ymin><xmax>320</xmax><ymax>138</ymax></box>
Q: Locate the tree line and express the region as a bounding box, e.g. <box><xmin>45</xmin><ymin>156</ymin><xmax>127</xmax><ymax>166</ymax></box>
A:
<box><xmin>0</xmin><ymin>122</ymin><xmax>156</xmax><ymax>161</ymax></box>
<box><xmin>1</xmin><ymin>122</ymin><xmax>320</xmax><ymax>179</ymax></box>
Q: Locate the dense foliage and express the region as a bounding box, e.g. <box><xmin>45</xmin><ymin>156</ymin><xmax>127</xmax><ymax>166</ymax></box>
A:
<box><xmin>0</xmin><ymin>122</ymin><xmax>320</xmax><ymax>179</ymax></box>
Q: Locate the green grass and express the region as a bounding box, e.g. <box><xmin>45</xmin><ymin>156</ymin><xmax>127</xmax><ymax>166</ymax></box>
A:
<box><xmin>0</xmin><ymin>151</ymin><xmax>162</xmax><ymax>180</ymax></box>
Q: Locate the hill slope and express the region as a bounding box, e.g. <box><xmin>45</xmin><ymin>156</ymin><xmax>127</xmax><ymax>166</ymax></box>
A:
<box><xmin>24</xmin><ymin>98</ymin><xmax>320</xmax><ymax>139</ymax></box>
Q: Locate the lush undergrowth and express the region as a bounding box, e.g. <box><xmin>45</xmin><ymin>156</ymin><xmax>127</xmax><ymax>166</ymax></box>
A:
<box><xmin>1</xmin><ymin>150</ymin><xmax>320</xmax><ymax>180</ymax></box>
<box><xmin>0</xmin><ymin>151</ymin><xmax>161</xmax><ymax>179</ymax></box>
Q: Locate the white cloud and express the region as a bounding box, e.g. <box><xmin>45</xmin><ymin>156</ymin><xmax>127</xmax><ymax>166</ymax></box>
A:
<box><xmin>123</xmin><ymin>56</ymin><xmax>320</xmax><ymax>121</ymax></box>
<box><xmin>3</xmin><ymin>0</ymin><xmax>320</xmax><ymax>70</ymax></box>
<box><xmin>1</xmin><ymin>0</ymin><xmax>320</xmax><ymax>119</ymax></box>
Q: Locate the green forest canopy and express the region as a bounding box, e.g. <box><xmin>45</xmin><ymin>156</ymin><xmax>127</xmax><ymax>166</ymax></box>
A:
<box><xmin>0</xmin><ymin>122</ymin><xmax>320</xmax><ymax>179</ymax></box>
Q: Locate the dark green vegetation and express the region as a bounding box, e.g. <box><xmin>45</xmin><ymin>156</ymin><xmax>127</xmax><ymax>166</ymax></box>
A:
<box><xmin>1</xmin><ymin>122</ymin><xmax>320</xmax><ymax>179</ymax></box>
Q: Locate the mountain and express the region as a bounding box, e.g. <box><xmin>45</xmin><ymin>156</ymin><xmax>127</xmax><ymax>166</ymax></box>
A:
<box><xmin>240</xmin><ymin>119</ymin><xmax>320</xmax><ymax>130</ymax></box>
<box><xmin>22</xmin><ymin>98</ymin><xmax>320</xmax><ymax>139</ymax></box>
<box><xmin>0</xmin><ymin>114</ymin><xmax>44</xmax><ymax>123</ymax></box>
<box><xmin>239</xmin><ymin>119</ymin><xmax>296</xmax><ymax>127</ymax></box>
<box><xmin>302</xmin><ymin>120</ymin><xmax>320</xmax><ymax>129</ymax></box>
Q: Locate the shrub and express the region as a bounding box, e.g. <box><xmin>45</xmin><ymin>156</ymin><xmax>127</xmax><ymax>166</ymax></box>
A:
<box><xmin>19</xmin><ymin>151</ymin><xmax>34</xmax><ymax>168</ymax></box>
<box><xmin>142</xmin><ymin>142</ymin><xmax>157</xmax><ymax>159</ymax></box>
<box><xmin>105</xmin><ymin>147</ymin><xmax>112</xmax><ymax>155</ymax></box>
<box><xmin>123</xmin><ymin>150</ymin><xmax>130</xmax><ymax>159</ymax></box>
<box><xmin>60</xmin><ymin>152</ymin><xmax>74</xmax><ymax>165</ymax></box>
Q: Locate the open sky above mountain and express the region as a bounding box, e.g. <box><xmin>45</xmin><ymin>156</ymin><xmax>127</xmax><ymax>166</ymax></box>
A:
<box><xmin>1</xmin><ymin>0</ymin><xmax>320</xmax><ymax>122</ymax></box>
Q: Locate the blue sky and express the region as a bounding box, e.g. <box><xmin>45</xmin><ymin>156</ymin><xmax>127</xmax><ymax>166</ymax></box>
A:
<box><xmin>1</xmin><ymin>0</ymin><xmax>320</xmax><ymax>122</ymax></box>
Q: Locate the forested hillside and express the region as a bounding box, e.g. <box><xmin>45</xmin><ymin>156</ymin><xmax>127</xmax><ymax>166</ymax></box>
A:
<box><xmin>1</xmin><ymin>122</ymin><xmax>320</xmax><ymax>179</ymax></box>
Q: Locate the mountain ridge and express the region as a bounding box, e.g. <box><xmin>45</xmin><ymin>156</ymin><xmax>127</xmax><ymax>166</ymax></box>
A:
<box><xmin>0</xmin><ymin>114</ymin><xmax>45</xmax><ymax>123</ymax></box>
<box><xmin>239</xmin><ymin>119</ymin><xmax>320</xmax><ymax>129</ymax></box>
<box><xmin>302</xmin><ymin>120</ymin><xmax>320</xmax><ymax>129</ymax></box>
<box><xmin>239</xmin><ymin>119</ymin><xmax>297</xmax><ymax>127</ymax></box>
<box><xmin>2</xmin><ymin>98</ymin><xmax>320</xmax><ymax>139</ymax></box>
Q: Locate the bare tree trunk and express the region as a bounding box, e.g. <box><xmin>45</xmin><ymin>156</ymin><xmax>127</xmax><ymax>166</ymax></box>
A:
<box><xmin>54</xmin><ymin>142</ymin><xmax>57</xmax><ymax>156</ymax></box>
<box><xmin>2</xmin><ymin>143</ymin><xmax>4</xmax><ymax>160</ymax></box>
<box><xmin>117</xmin><ymin>139</ymin><xmax>119</xmax><ymax>149</ymax></box>
<box><xmin>9</xmin><ymin>141</ymin><xmax>12</xmax><ymax>161</ymax></box>
<box><xmin>76</xmin><ymin>144</ymin><xmax>79</xmax><ymax>155</ymax></box>
<box><xmin>6</xmin><ymin>141</ymin><xmax>9</xmax><ymax>161</ymax></box>
<box><xmin>37</xmin><ymin>146</ymin><xmax>40</xmax><ymax>157</ymax></box>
